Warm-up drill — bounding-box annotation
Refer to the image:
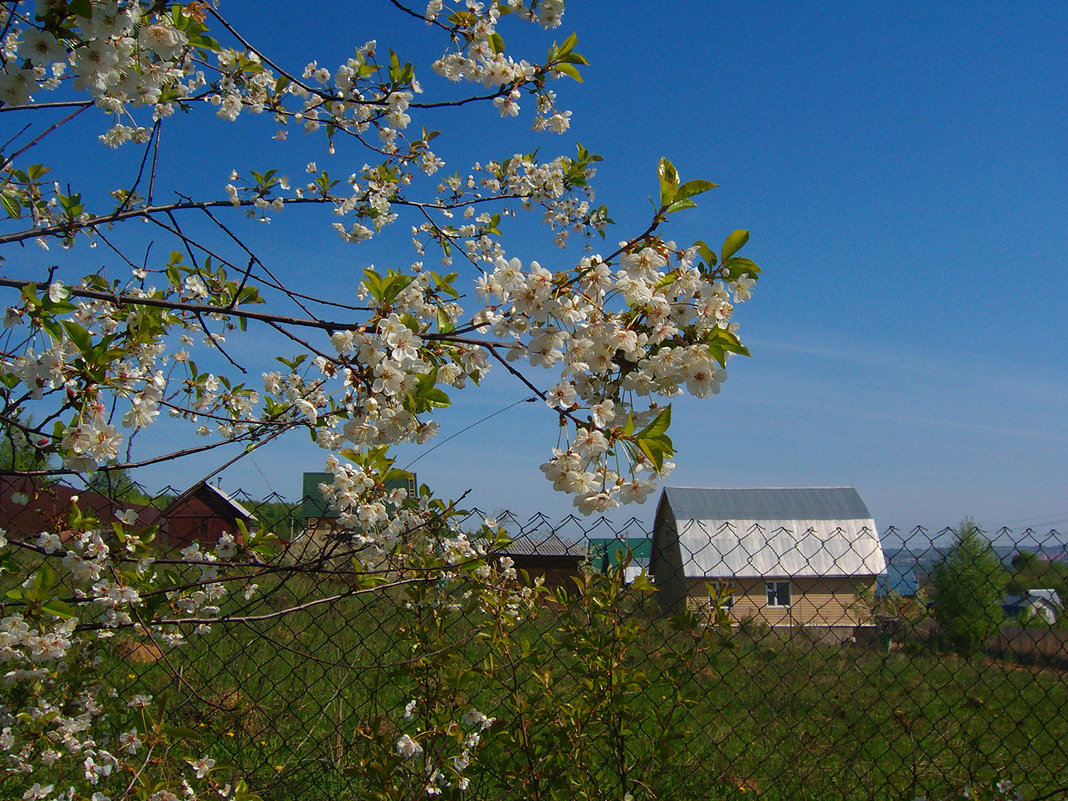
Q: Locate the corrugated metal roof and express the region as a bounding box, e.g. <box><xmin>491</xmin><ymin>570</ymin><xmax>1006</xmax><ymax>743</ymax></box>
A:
<box><xmin>492</xmin><ymin>534</ymin><xmax>586</xmax><ymax>558</ymax></box>
<box><xmin>1025</xmin><ymin>589</ymin><xmax>1062</xmax><ymax>608</ymax></box>
<box><xmin>660</xmin><ymin>487</ymin><xmax>886</xmax><ymax>579</ymax></box>
<box><xmin>664</xmin><ymin>486</ymin><xmax>873</xmax><ymax>521</ymax></box>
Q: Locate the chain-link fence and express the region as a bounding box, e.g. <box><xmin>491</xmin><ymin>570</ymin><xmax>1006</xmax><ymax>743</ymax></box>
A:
<box><xmin>2</xmin><ymin>478</ymin><xmax>1067</xmax><ymax>800</ymax></box>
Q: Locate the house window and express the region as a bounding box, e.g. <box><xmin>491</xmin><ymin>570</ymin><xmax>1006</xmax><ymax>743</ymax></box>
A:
<box><xmin>766</xmin><ymin>581</ymin><xmax>791</xmax><ymax>608</ymax></box>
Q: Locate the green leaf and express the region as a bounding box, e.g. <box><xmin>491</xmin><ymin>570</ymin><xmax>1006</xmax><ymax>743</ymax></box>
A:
<box><xmin>694</xmin><ymin>240</ymin><xmax>717</xmax><ymax>268</ymax></box>
<box><xmin>638</xmin><ymin>405</ymin><xmax>671</xmax><ymax>441</ymax></box>
<box><xmin>41</xmin><ymin>599</ymin><xmax>74</xmax><ymax>619</ymax></box>
<box><xmin>664</xmin><ymin>198</ymin><xmax>698</xmax><ymax>214</ymax></box>
<box><xmin>635</xmin><ymin>406</ymin><xmax>674</xmax><ymax>472</ymax></box>
<box><xmin>382</xmin><ymin>274</ymin><xmax>415</xmax><ymax>305</ymax></box>
<box><xmin>403</xmin><ymin>369</ymin><xmax>451</xmax><ymax>414</ymax></box>
<box><xmin>720</xmin><ymin>230</ymin><xmax>750</xmax><ymax>263</ymax></box>
<box><xmin>167</xmin><ymin>726</ymin><xmax>204</xmax><ymax>743</ymax></box>
<box><xmin>722</xmin><ymin>256</ymin><xmax>761</xmax><ymax>280</ymax></box>
<box><xmin>674</xmin><ymin>179</ymin><xmax>717</xmax><ymax>201</ymax></box>
<box><xmin>554</xmin><ymin>63</ymin><xmax>583</xmax><ymax>82</ymax></box>
<box><xmin>1</xmin><ymin>193</ymin><xmax>21</xmax><ymax>219</ymax></box>
<box><xmin>558</xmin><ymin>52</ymin><xmax>590</xmax><ymax>66</ymax></box>
<box><xmin>706</xmin><ymin>329</ymin><xmax>751</xmax><ymax>367</ymax></box>
<box><xmin>436</xmin><ymin>305</ymin><xmax>455</xmax><ymax>334</ymax></box>
<box><xmin>61</xmin><ymin>320</ymin><xmax>92</xmax><ymax>352</ymax></box>
<box><xmin>489</xmin><ymin>33</ymin><xmax>505</xmax><ymax>54</ymax></box>
<box><xmin>29</xmin><ymin>562</ymin><xmax>57</xmax><ymax>603</ymax></box>
<box><xmin>657</xmin><ymin>158</ymin><xmax>680</xmax><ymax>208</ymax></box>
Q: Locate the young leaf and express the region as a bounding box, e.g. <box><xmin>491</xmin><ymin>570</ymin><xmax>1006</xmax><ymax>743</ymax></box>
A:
<box><xmin>657</xmin><ymin>158</ymin><xmax>680</xmax><ymax>208</ymax></box>
<box><xmin>635</xmin><ymin>406</ymin><xmax>674</xmax><ymax>472</ymax></box>
<box><xmin>665</xmin><ymin>198</ymin><xmax>698</xmax><ymax>214</ymax></box>
<box><xmin>694</xmin><ymin>240</ymin><xmax>717</xmax><ymax>267</ymax></box>
<box><xmin>1</xmin><ymin>193</ymin><xmax>21</xmax><ymax>219</ymax></box>
<box><xmin>41</xmin><ymin>599</ymin><xmax>74</xmax><ymax>619</ymax></box>
<box><xmin>674</xmin><ymin>179</ymin><xmax>718</xmax><ymax>201</ymax></box>
<box><xmin>554</xmin><ymin>63</ymin><xmax>583</xmax><ymax>82</ymax></box>
<box><xmin>720</xmin><ymin>229</ymin><xmax>750</xmax><ymax>263</ymax></box>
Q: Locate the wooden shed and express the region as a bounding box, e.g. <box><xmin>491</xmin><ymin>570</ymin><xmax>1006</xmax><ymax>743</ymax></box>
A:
<box><xmin>489</xmin><ymin>533</ymin><xmax>586</xmax><ymax>590</ymax></box>
<box><xmin>651</xmin><ymin>487</ymin><xmax>886</xmax><ymax>633</ymax></box>
<box><xmin>160</xmin><ymin>481</ymin><xmax>256</xmax><ymax>549</ymax></box>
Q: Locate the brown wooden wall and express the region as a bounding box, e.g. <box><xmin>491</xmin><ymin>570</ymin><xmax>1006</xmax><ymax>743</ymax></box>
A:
<box><xmin>163</xmin><ymin>491</ymin><xmax>246</xmax><ymax>549</ymax></box>
<box><xmin>510</xmin><ymin>555</ymin><xmax>583</xmax><ymax>592</ymax></box>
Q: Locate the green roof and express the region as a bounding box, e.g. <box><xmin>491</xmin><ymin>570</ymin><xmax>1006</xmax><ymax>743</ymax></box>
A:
<box><xmin>300</xmin><ymin>472</ymin><xmax>417</xmax><ymax>519</ymax></box>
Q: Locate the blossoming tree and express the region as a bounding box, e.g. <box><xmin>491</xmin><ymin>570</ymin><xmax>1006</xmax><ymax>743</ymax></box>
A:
<box><xmin>0</xmin><ymin>1</ymin><xmax>759</xmax><ymax>798</ymax></box>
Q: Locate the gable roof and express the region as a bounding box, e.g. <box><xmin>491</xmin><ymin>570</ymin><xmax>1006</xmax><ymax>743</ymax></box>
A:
<box><xmin>163</xmin><ymin>481</ymin><xmax>256</xmax><ymax>522</ymax></box>
<box><xmin>655</xmin><ymin>486</ymin><xmax>887</xmax><ymax>579</ymax></box>
<box><xmin>1004</xmin><ymin>589</ymin><xmax>1063</xmax><ymax>611</ymax></box>
<box><xmin>663</xmin><ymin>486</ymin><xmax>873</xmax><ymax>521</ymax></box>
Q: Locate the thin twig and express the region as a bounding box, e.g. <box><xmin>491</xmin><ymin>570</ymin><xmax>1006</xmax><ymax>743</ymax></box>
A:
<box><xmin>0</xmin><ymin>104</ymin><xmax>93</xmax><ymax>171</ymax></box>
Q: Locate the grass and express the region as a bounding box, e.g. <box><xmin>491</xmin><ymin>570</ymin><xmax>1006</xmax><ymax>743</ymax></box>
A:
<box><xmin>4</xmin><ymin>561</ymin><xmax>1067</xmax><ymax>800</ymax></box>
<box><xmin>87</xmin><ymin>571</ymin><xmax>1068</xmax><ymax>801</ymax></box>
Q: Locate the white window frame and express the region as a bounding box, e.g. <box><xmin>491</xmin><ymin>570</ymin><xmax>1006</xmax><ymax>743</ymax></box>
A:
<box><xmin>766</xmin><ymin>580</ymin><xmax>791</xmax><ymax>608</ymax></box>
<box><xmin>707</xmin><ymin>580</ymin><xmax>736</xmax><ymax>609</ymax></box>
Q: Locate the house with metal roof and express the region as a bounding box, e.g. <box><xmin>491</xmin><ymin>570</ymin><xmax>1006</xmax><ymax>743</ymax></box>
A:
<box><xmin>589</xmin><ymin>537</ymin><xmax>651</xmax><ymax>583</ymax></box>
<box><xmin>1002</xmin><ymin>589</ymin><xmax>1062</xmax><ymax>625</ymax></box>
<box><xmin>300</xmin><ymin>471</ymin><xmax>418</xmax><ymax>535</ymax></box>
<box><xmin>650</xmin><ymin>487</ymin><xmax>887</xmax><ymax>633</ymax></box>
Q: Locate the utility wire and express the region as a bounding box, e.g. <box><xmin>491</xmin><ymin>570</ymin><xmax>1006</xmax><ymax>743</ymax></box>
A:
<box><xmin>403</xmin><ymin>396</ymin><xmax>538</xmax><ymax>470</ymax></box>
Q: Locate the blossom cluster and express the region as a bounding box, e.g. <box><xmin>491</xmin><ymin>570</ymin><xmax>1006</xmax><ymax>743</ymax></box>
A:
<box><xmin>0</xmin><ymin>511</ymin><xmax>257</xmax><ymax>799</ymax></box>
<box><xmin>0</xmin><ymin>2</ymin><xmax>762</xmax><ymax>796</ymax></box>
<box><xmin>473</xmin><ymin>240</ymin><xmax>753</xmax><ymax>512</ymax></box>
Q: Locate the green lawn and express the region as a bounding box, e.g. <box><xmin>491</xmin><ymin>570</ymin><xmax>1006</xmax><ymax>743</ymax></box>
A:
<box><xmin>86</xmin><ymin>572</ymin><xmax>1068</xmax><ymax>801</ymax></box>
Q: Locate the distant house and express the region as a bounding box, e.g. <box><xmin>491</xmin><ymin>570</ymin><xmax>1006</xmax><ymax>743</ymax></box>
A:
<box><xmin>589</xmin><ymin>537</ymin><xmax>651</xmax><ymax>583</ymax></box>
<box><xmin>1</xmin><ymin>475</ymin><xmax>253</xmax><ymax>550</ymax></box>
<box><xmin>1002</xmin><ymin>589</ymin><xmax>1062</xmax><ymax>625</ymax></box>
<box><xmin>160</xmin><ymin>481</ymin><xmax>256</xmax><ymax>549</ymax></box>
<box><xmin>0</xmin><ymin>475</ymin><xmax>161</xmax><ymax>540</ymax></box>
<box><xmin>300</xmin><ymin>471</ymin><xmax>417</xmax><ymax>536</ymax></box>
<box><xmin>650</xmin><ymin>487</ymin><xmax>887</xmax><ymax>633</ymax></box>
<box><xmin>488</xmin><ymin>533</ymin><xmax>586</xmax><ymax>590</ymax></box>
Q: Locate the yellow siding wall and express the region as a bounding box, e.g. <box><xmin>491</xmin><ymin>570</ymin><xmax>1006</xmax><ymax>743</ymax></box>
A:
<box><xmin>686</xmin><ymin>576</ymin><xmax>876</xmax><ymax>627</ymax></box>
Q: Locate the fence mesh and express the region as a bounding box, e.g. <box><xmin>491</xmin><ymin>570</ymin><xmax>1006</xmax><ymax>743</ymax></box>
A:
<box><xmin>2</xmin><ymin>478</ymin><xmax>1067</xmax><ymax>800</ymax></box>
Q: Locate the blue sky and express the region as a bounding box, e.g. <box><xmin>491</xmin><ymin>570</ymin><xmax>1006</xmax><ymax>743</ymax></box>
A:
<box><xmin>11</xmin><ymin>2</ymin><xmax>1066</xmax><ymax>532</ymax></box>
